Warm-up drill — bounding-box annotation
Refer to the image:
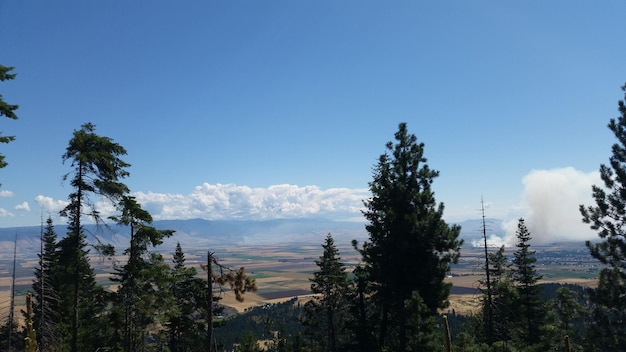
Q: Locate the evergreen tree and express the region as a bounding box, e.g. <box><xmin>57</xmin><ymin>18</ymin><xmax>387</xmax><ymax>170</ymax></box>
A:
<box><xmin>579</xmin><ymin>83</ymin><xmax>626</xmax><ymax>350</ymax></box>
<box><xmin>168</xmin><ymin>242</ymin><xmax>206</xmax><ymax>351</ymax></box>
<box><xmin>109</xmin><ymin>196</ymin><xmax>175</xmax><ymax>351</ymax></box>
<box><xmin>359</xmin><ymin>122</ymin><xmax>463</xmax><ymax>351</ymax></box>
<box><xmin>0</xmin><ymin>64</ymin><xmax>19</xmax><ymax>173</ymax></box>
<box><xmin>305</xmin><ymin>233</ymin><xmax>351</xmax><ymax>352</ymax></box>
<box><xmin>0</xmin><ymin>317</ymin><xmax>22</xmax><ymax>351</ymax></box>
<box><xmin>204</xmin><ymin>253</ymin><xmax>257</xmax><ymax>351</ymax></box>
<box><xmin>510</xmin><ymin>218</ymin><xmax>543</xmax><ymax>348</ymax></box>
<box><xmin>480</xmin><ymin>245</ymin><xmax>517</xmax><ymax>345</ymax></box>
<box><xmin>236</xmin><ymin>331</ymin><xmax>263</xmax><ymax>352</ymax></box>
<box><xmin>58</xmin><ymin>122</ymin><xmax>130</xmax><ymax>352</ymax></box>
<box><xmin>542</xmin><ymin>286</ymin><xmax>587</xmax><ymax>351</ymax></box>
<box><xmin>32</xmin><ymin>217</ymin><xmax>61</xmax><ymax>351</ymax></box>
<box><xmin>343</xmin><ymin>263</ymin><xmax>375</xmax><ymax>352</ymax></box>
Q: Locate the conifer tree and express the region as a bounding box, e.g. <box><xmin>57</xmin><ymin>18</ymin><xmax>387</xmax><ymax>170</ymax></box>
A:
<box><xmin>511</xmin><ymin>218</ymin><xmax>543</xmax><ymax>347</ymax></box>
<box><xmin>204</xmin><ymin>253</ymin><xmax>257</xmax><ymax>351</ymax></box>
<box><xmin>32</xmin><ymin>217</ymin><xmax>61</xmax><ymax>351</ymax></box>
<box><xmin>0</xmin><ymin>317</ymin><xmax>22</xmax><ymax>351</ymax></box>
<box><xmin>484</xmin><ymin>246</ymin><xmax>517</xmax><ymax>345</ymax></box>
<box><xmin>58</xmin><ymin>122</ymin><xmax>130</xmax><ymax>352</ymax></box>
<box><xmin>305</xmin><ymin>233</ymin><xmax>351</xmax><ymax>352</ymax></box>
<box><xmin>580</xmin><ymin>83</ymin><xmax>626</xmax><ymax>350</ymax></box>
<box><xmin>169</xmin><ymin>242</ymin><xmax>205</xmax><ymax>351</ymax></box>
<box><xmin>0</xmin><ymin>64</ymin><xmax>19</xmax><ymax>173</ymax></box>
<box><xmin>359</xmin><ymin>122</ymin><xmax>463</xmax><ymax>351</ymax></box>
<box><xmin>109</xmin><ymin>196</ymin><xmax>175</xmax><ymax>351</ymax></box>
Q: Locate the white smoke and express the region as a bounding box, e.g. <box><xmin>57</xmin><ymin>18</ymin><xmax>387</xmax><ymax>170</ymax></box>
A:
<box><xmin>495</xmin><ymin>167</ymin><xmax>601</xmax><ymax>246</ymax></box>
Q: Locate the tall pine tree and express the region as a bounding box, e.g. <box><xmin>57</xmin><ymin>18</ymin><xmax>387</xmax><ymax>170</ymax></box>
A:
<box><xmin>511</xmin><ymin>218</ymin><xmax>543</xmax><ymax>348</ymax></box>
<box><xmin>359</xmin><ymin>122</ymin><xmax>463</xmax><ymax>351</ymax></box>
<box><xmin>168</xmin><ymin>243</ymin><xmax>205</xmax><ymax>351</ymax></box>
<box><xmin>109</xmin><ymin>196</ymin><xmax>175</xmax><ymax>351</ymax></box>
<box><xmin>31</xmin><ymin>217</ymin><xmax>61</xmax><ymax>351</ymax></box>
<box><xmin>58</xmin><ymin>122</ymin><xmax>130</xmax><ymax>352</ymax></box>
<box><xmin>580</xmin><ymin>83</ymin><xmax>626</xmax><ymax>350</ymax></box>
<box><xmin>305</xmin><ymin>233</ymin><xmax>351</xmax><ymax>352</ymax></box>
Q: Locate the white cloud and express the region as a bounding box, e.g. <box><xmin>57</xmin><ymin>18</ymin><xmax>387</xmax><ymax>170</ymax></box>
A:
<box><xmin>498</xmin><ymin>167</ymin><xmax>601</xmax><ymax>245</ymax></box>
<box><xmin>35</xmin><ymin>195</ymin><xmax>69</xmax><ymax>214</ymax></box>
<box><xmin>0</xmin><ymin>208</ymin><xmax>14</xmax><ymax>217</ymax></box>
<box><xmin>0</xmin><ymin>190</ymin><xmax>14</xmax><ymax>197</ymax></box>
<box><xmin>15</xmin><ymin>202</ymin><xmax>30</xmax><ymax>211</ymax></box>
<box><xmin>134</xmin><ymin>183</ymin><xmax>369</xmax><ymax>221</ymax></box>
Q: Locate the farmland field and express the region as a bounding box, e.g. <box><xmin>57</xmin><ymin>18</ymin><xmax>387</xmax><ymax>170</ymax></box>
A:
<box><xmin>0</xmin><ymin>240</ymin><xmax>599</xmax><ymax>321</ymax></box>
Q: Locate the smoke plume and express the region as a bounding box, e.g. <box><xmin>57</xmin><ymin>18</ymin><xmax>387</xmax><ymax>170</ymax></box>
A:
<box><xmin>499</xmin><ymin>167</ymin><xmax>601</xmax><ymax>245</ymax></box>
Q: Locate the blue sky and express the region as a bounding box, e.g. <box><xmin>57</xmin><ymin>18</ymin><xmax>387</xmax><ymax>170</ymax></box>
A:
<box><xmin>0</xmin><ymin>1</ymin><xmax>625</xmax><ymax>242</ymax></box>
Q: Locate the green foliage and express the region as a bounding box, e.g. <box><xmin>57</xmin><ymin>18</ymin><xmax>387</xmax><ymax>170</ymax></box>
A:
<box><xmin>453</xmin><ymin>331</ymin><xmax>488</xmax><ymax>352</ymax></box>
<box><xmin>109</xmin><ymin>196</ymin><xmax>176</xmax><ymax>351</ymax></box>
<box><xmin>168</xmin><ymin>243</ymin><xmax>206</xmax><ymax>351</ymax></box>
<box><xmin>0</xmin><ymin>64</ymin><xmax>19</xmax><ymax>171</ymax></box>
<box><xmin>580</xmin><ymin>83</ymin><xmax>626</xmax><ymax>350</ymax></box>
<box><xmin>31</xmin><ymin>217</ymin><xmax>61</xmax><ymax>351</ymax></box>
<box><xmin>0</xmin><ymin>316</ymin><xmax>23</xmax><ymax>351</ymax></box>
<box><xmin>236</xmin><ymin>330</ymin><xmax>263</xmax><ymax>352</ymax></box>
<box><xmin>24</xmin><ymin>293</ymin><xmax>37</xmax><ymax>352</ymax></box>
<box><xmin>358</xmin><ymin>122</ymin><xmax>463</xmax><ymax>351</ymax></box>
<box><xmin>58</xmin><ymin>122</ymin><xmax>131</xmax><ymax>352</ymax></box>
<box><xmin>511</xmin><ymin>218</ymin><xmax>544</xmax><ymax>346</ymax></box>
<box><xmin>304</xmin><ymin>233</ymin><xmax>351</xmax><ymax>352</ymax></box>
<box><xmin>480</xmin><ymin>245</ymin><xmax>510</xmax><ymax>345</ymax></box>
<box><xmin>214</xmin><ymin>298</ymin><xmax>307</xmax><ymax>350</ymax></box>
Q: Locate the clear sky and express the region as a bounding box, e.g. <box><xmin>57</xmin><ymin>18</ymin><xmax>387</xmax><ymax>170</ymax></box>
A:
<box><xmin>0</xmin><ymin>1</ymin><xmax>625</xmax><ymax>243</ymax></box>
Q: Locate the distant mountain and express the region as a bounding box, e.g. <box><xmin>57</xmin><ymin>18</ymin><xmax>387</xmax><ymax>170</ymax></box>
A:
<box><xmin>0</xmin><ymin>218</ymin><xmax>369</xmax><ymax>258</ymax></box>
<box><xmin>0</xmin><ymin>217</ymin><xmax>504</xmax><ymax>258</ymax></box>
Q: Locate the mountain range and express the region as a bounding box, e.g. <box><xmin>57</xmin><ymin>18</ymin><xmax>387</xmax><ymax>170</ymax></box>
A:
<box><xmin>0</xmin><ymin>218</ymin><xmax>504</xmax><ymax>258</ymax></box>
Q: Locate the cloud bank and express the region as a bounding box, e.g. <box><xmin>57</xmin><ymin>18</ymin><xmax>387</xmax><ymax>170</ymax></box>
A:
<box><xmin>135</xmin><ymin>183</ymin><xmax>369</xmax><ymax>221</ymax></box>
<box><xmin>36</xmin><ymin>183</ymin><xmax>370</xmax><ymax>223</ymax></box>
<box><xmin>31</xmin><ymin>169</ymin><xmax>607</xmax><ymax>247</ymax></box>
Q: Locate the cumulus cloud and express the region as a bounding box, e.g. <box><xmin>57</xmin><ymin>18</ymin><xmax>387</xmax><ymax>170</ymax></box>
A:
<box><xmin>0</xmin><ymin>208</ymin><xmax>14</xmax><ymax>217</ymax></box>
<box><xmin>0</xmin><ymin>190</ymin><xmax>14</xmax><ymax>197</ymax></box>
<box><xmin>15</xmin><ymin>201</ymin><xmax>30</xmax><ymax>211</ymax></box>
<box><xmin>35</xmin><ymin>195</ymin><xmax>69</xmax><ymax>214</ymax></box>
<box><xmin>34</xmin><ymin>184</ymin><xmax>369</xmax><ymax>223</ymax></box>
<box><xmin>135</xmin><ymin>183</ymin><xmax>369</xmax><ymax>221</ymax></box>
<box><xmin>497</xmin><ymin>167</ymin><xmax>601</xmax><ymax>245</ymax></box>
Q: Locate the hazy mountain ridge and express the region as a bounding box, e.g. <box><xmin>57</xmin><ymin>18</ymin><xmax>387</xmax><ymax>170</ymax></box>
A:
<box><xmin>0</xmin><ymin>217</ymin><xmax>503</xmax><ymax>257</ymax></box>
<box><xmin>0</xmin><ymin>218</ymin><xmax>371</xmax><ymax>256</ymax></box>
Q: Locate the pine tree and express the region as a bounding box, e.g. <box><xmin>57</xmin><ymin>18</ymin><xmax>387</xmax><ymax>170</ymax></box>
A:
<box><xmin>58</xmin><ymin>122</ymin><xmax>130</xmax><ymax>352</ymax></box>
<box><xmin>204</xmin><ymin>253</ymin><xmax>257</xmax><ymax>351</ymax></box>
<box><xmin>168</xmin><ymin>242</ymin><xmax>205</xmax><ymax>351</ymax></box>
<box><xmin>579</xmin><ymin>83</ymin><xmax>626</xmax><ymax>350</ymax></box>
<box><xmin>0</xmin><ymin>317</ymin><xmax>22</xmax><ymax>351</ymax></box>
<box><xmin>109</xmin><ymin>196</ymin><xmax>175</xmax><ymax>351</ymax></box>
<box><xmin>511</xmin><ymin>218</ymin><xmax>543</xmax><ymax>347</ymax></box>
<box><xmin>236</xmin><ymin>331</ymin><xmax>263</xmax><ymax>352</ymax></box>
<box><xmin>31</xmin><ymin>217</ymin><xmax>61</xmax><ymax>351</ymax></box>
<box><xmin>305</xmin><ymin>233</ymin><xmax>351</xmax><ymax>352</ymax></box>
<box><xmin>0</xmin><ymin>64</ymin><xmax>19</xmax><ymax>173</ymax></box>
<box><xmin>484</xmin><ymin>246</ymin><xmax>517</xmax><ymax>345</ymax></box>
<box><xmin>359</xmin><ymin>122</ymin><xmax>463</xmax><ymax>351</ymax></box>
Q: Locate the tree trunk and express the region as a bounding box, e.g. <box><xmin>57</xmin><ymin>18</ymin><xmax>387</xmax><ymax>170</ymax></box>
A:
<box><xmin>206</xmin><ymin>252</ymin><xmax>213</xmax><ymax>352</ymax></box>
